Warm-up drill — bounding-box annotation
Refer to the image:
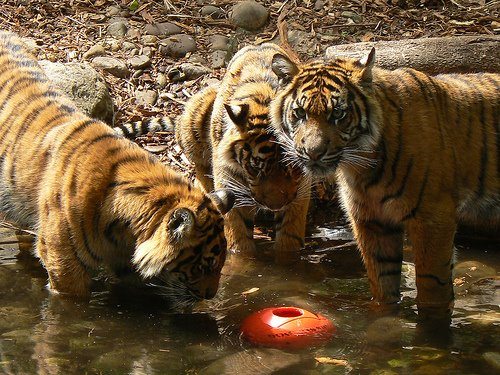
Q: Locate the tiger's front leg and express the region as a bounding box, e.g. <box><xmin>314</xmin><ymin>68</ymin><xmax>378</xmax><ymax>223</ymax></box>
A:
<box><xmin>407</xmin><ymin>216</ymin><xmax>456</xmax><ymax>320</ymax></box>
<box><xmin>351</xmin><ymin>219</ymin><xmax>405</xmax><ymax>305</ymax></box>
<box><xmin>274</xmin><ymin>192</ymin><xmax>310</xmax><ymax>264</ymax></box>
<box><xmin>36</xmin><ymin>214</ymin><xmax>91</xmax><ymax>297</ymax></box>
<box><xmin>224</xmin><ymin>206</ymin><xmax>256</xmax><ymax>253</ymax></box>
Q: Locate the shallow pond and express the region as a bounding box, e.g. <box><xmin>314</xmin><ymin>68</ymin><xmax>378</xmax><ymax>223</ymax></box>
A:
<box><xmin>0</xmin><ymin>213</ymin><xmax>498</xmax><ymax>374</ymax></box>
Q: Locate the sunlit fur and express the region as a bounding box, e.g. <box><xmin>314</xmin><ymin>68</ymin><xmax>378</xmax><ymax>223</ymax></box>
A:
<box><xmin>0</xmin><ymin>31</ymin><xmax>233</xmax><ymax>303</ymax></box>
<box><xmin>270</xmin><ymin>48</ymin><xmax>499</xmax><ymax>318</ymax></box>
<box><xmin>175</xmin><ymin>43</ymin><xmax>311</xmax><ymax>258</ymax></box>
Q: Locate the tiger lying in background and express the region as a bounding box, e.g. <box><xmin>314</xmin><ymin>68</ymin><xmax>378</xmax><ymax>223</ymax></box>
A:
<box><xmin>269</xmin><ymin>47</ymin><xmax>499</xmax><ymax>318</ymax></box>
<box><xmin>0</xmin><ymin>30</ymin><xmax>234</xmax><ymax>305</ymax></box>
<box><xmin>174</xmin><ymin>44</ymin><xmax>311</xmax><ymax>260</ymax></box>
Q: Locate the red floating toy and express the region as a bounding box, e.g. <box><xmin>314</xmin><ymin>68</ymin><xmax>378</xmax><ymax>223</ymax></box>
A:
<box><xmin>240</xmin><ymin>306</ymin><xmax>336</xmax><ymax>349</ymax></box>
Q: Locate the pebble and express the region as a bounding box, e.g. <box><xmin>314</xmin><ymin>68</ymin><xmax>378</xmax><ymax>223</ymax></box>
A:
<box><xmin>159</xmin><ymin>34</ymin><xmax>197</xmax><ymax>58</ymax></box>
<box><xmin>122</xmin><ymin>41</ymin><xmax>136</xmax><ymax>51</ymax></box>
<box><xmin>91</xmin><ymin>56</ymin><xmax>129</xmax><ymax>78</ymax></box>
<box><xmin>127</xmin><ymin>55</ymin><xmax>151</xmax><ymax>70</ymax></box>
<box><xmin>211</xmin><ymin>50</ymin><xmax>227</xmax><ymax>68</ymax></box>
<box><xmin>230</xmin><ymin>1</ymin><xmax>269</xmax><ymax>31</ymax></box>
<box><xmin>141</xmin><ymin>35</ymin><xmax>158</xmax><ymax>46</ymax></box>
<box><xmin>157</xmin><ymin>73</ymin><xmax>168</xmax><ymax>88</ymax></box>
<box><xmin>341</xmin><ymin>11</ymin><xmax>363</xmax><ymax>23</ymax></box>
<box><xmin>135</xmin><ymin>89</ymin><xmax>158</xmax><ymax>107</ymax></box>
<box><xmin>166</xmin><ymin>62</ymin><xmax>212</xmax><ymax>82</ymax></box>
<box><xmin>106</xmin><ymin>5</ymin><xmax>121</xmax><ymax>17</ymax></box>
<box><xmin>107</xmin><ymin>21</ymin><xmax>128</xmax><ymax>38</ymax></box>
<box><xmin>200</xmin><ymin>5</ymin><xmax>225</xmax><ymax>19</ymax></box>
<box><xmin>314</xmin><ymin>0</ymin><xmax>326</xmax><ymax>11</ymax></box>
<box><xmin>141</xmin><ymin>46</ymin><xmax>153</xmax><ymax>57</ymax></box>
<box><xmin>83</xmin><ymin>44</ymin><xmax>106</xmax><ymax>60</ymax></box>
<box><xmin>145</xmin><ymin>22</ymin><xmax>182</xmax><ymax>37</ymax></box>
<box><xmin>209</xmin><ymin>34</ymin><xmax>230</xmax><ymax>51</ymax></box>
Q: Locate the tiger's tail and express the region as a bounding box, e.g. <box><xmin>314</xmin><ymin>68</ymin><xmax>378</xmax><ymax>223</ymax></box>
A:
<box><xmin>113</xmin><ymin>116</ymin><xmax>175</xmax><ymax>139</ymax></box>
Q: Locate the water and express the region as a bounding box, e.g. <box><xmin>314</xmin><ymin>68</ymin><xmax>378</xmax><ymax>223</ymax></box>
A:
<box><xmin>0</xmin><ymin>215</ymin><xmax>498</xmax><ymax>374</ymax></box>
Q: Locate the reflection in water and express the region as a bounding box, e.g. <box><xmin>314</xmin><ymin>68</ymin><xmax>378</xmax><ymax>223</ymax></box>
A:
<box><xmin>0</xmin><ymin>222</ymin><xmax>498</xmax><ymax>374</ymax></box>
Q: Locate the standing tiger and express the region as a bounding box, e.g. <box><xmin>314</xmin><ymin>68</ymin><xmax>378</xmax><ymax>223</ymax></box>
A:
<box><xmin>175</xmin><ymin>43</ymin><xmax>311</xmax><ymax>259</ymax></box>
<box><xmin>170</xmin><ymin>43</ymin><xmax>310</xmax><ymax>260</ymax></box>
<box><xmin>270</xmin><ymin>48</ymin><xmax>499</xmax><ymax>318</ymax></box>
<box><xmin>0</xmin><ymin>30</ymin><xmax>234</xmax><ymax>304</ymax></box>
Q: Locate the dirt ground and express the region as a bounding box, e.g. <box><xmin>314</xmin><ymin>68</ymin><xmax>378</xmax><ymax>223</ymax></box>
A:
<box><xmin>0</xmin><ymin>0</ymin><xmax>498</xmax><ymax>199</ymax></box>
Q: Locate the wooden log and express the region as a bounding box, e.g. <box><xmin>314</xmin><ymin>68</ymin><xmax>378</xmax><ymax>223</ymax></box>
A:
<box><xmin>325</xmin><ymin>35</ymin><xmax>500</xmax><ymax>74</ymax></box>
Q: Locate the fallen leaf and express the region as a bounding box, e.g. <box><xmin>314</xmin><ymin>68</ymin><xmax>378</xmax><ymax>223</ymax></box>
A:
<box><xmin>241</xmin><ymin>287</ymin><xmax>260</xmax><ymax>295</ymax></box>
<box><xmin>315</xmin><ymin>357</ymin><xmax>349</xmax><ymax>366</ymax></box>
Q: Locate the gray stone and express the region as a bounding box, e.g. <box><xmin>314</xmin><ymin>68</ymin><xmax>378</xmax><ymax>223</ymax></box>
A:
<box><xmin>83</xmin><ymin>44</ymin><xmax>106</xmax><ymax>60</ymax></box>
<box><xmin>157</xmin><ymin>73</ymin><xmax>168</xmax><ymax>88</ymax></box>
<box><xmin>288</xmin><ymin>29</ymin><xmax>318</xmax><ymax>58</ymax></box>
<box><xmin>106</xmin><ymin>5</ymin><xmax>121</xmax><ymax>17</ymax></box>
<box><xmin>127</xmin><ymin>55</ymin><xmax>151</xmax><ymax>70</ymax></box>
<box><xmin>341</xmin><ymin>11</ymin><xmax>363</xmax><ymax>23</ymax></box>
<box><xmin>126</xmin><ymin>27</ymin><xmax>141</xmax><ymax>39</ymax></box>
<box><xmin>91</xmin><ymin>56</ymin><xmax>129</xmax><ymax>78</ymax></box>
<box><xmin>314</xmin><ymin>0</ymin><xmax>326</xmax><ymax>11</ymax></box>
<box><xmin>142</xmin><ymin>46</ymin><xmax>153</xmax><ymax>57</ymax></box>
<box><xmin>39</xmin><ymin>61</ymin><xmax>114</xmax><ymax>124</ymax></box>
<box><xmin>230</xmin><ymin>1</ymin><xmax>269</xmax><ymax>31</ymax></box>
<box><xmin>210</xmin><ymin>35</ymin><xmax>230</xmax><ymax>51</ymax></box>
<box><xmin>135</xmin><ymin>89</ymin><xmax>158</xmax><ymax>107</ymax></box>
<box><xmin>107</xmin><ymin>21</ymin><xmax>128</xmax><ymax>38</ymax></box>
<box><xmin>167</xmin><ymin>63</ymin><xmax>212</xmax><ymax>82</ymax></box>
<box><xmin>200</xmin><ymin>5</ymin><xmax>225</xmax><ymax>19</ymax></box>
<box><xmin>122</xmin><ymin>41</ymin><xmax>137</xmax><ymax>51</ymax></box>
<box><xmin>211</xmin><ymin>50</ymin><xmax>227</xmax><ymax>68</ymax></box>
<box><xmin>141</xmin><ymin>35</ymin><xmax>157</xmax><ymax>45</ymax></box>
<box><xmin>145</xmin><ymin>22</ymin><xmax>182</xmax><ymax>37</ymax></box>
<box><xmin>159</xmin><ymin>34</ymin><xmax>197</xmax><ymax>58</ymax></box>
<box><xmin>109</xmin><ymin>40</ymin><xmax>121</xmax><ymax>52</ymax></box>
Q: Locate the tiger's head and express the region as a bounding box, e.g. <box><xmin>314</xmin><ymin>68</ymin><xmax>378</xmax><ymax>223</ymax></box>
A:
<box><xmin>220</xmin><ymin>82</ymin><xmax>304</xmax><ymax>210</ymax></box>
<box><xmin>270</xmin><ymin>48</ymin><xmax>381</xmax><ymax>177</ymax></box>
<box><xmin>130</xmin><ymin>186</ymin><xmax>234</xmax><ymax>306</ymax></box>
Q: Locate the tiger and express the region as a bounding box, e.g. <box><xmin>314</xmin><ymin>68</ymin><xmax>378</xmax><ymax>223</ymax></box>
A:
<box><xmin>175</xmin><ymin>43</ymin><xmax>311</xmax><ymax>260</ymax></box>
<box><xmin>0</xmin><ymin>30</ymin><xmax>234</xmax><ymax>305</ymax></box>
<box><xmin>269</xmin><ymin>48</ymin><xmax>499</xmax><ymax>318</ymax></box>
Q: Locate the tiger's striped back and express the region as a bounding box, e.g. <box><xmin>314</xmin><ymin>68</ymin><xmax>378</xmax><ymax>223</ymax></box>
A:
<box><xmin>0</xmin><ymin>30</ymin><xmax>233</xmax><ymax>303</ymax></box>
<box><xmin>270</xmin><ymin>49</ymin><xmax>499</xmax><ymax>318</ymax></box>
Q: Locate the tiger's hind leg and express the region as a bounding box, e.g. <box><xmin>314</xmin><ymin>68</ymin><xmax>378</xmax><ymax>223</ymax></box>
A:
<box><xmin>407</xmin><ymin>215</ymin><xmax>456</xmax><ymax>320</ymax></box>
<box><xmin>351</xmin><ymin>219</ymin><xmax>405</xmax><ymax>305</ymax></box>
<box><xmin>274</xmin><ymin>191</ymin><xmax>310</xmax><ymax>264</ymax></box>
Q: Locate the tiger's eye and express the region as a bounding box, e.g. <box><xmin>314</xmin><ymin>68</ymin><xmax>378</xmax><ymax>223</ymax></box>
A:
<box><xmin>293</xmin><ymin>106</ymin><xmax>307</xmax><ymax>120</ymax></box>
<box><xmin>330</xmin><ymin>107</ymin><xmax>346</xmax><ymax>122</ymax></box>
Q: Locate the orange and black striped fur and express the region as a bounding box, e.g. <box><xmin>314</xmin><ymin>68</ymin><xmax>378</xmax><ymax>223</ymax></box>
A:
<box><xmin>0</xmin><ymin>31</ymin><xmax>234</xmax><ymax>304</ymax></box>
<box><xmin>175</xmin><ymin>44</ymin><xmax>311</xmax><ymax>259</ymax></box>
<box><xmin>270</xmin><ymin>48</ymin><xmax>499</xmax><ymax>318</ymax></box>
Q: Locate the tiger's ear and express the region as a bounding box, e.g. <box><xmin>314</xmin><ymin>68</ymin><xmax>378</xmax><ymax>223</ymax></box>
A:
<box><xmin>272</xmin><ymin>53</ymin><xmax>298</xmax><ymax>84</ymax></box>
<box><xmin>209</xmin><ymin>189</ymin><xmax>235</xmax><ymax>215</ymax></box>
<box><xmin>359</xmin><ymin>47</ymin><xmax>375</xmax><ymax>82</ymax></box>
<box><xmin>224</xmin><ymin>103</ymin><xmax>249</xmax><ymax>130</ymax></box>
<box><xmin>168</xmin><ymin>207</ymin><xmax>195</xmax><ymax>239</ymax></box>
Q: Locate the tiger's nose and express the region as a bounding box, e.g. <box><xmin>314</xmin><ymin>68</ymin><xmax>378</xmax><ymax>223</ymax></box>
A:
<box><xmin>304</xmin><ymin>146</ymin><xmax>327</xmax><ymax>161</ymax></box>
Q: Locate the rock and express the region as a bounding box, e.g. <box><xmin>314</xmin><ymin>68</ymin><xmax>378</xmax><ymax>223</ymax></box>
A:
<box><xmin>341</xmin><ymin>11</ymin><xmax>363</xmax><ymax>23</ymax></box>
<box><xmin>83</xmin><ymin>44</ymin><xmax>106</xmax><ymax>60</ymax></box>
<box><xmin>211</xmin><ymin>50</ymin><xmax>227</xmax><ymax>68</ymax></box>
<box><xmin>40</xmin><ymin>60</ymin><xmax>114</xmax><ymax>124</ymax></box>
<box><xmin>288</xmin><ymin>29</ymin><xmax>319</xmax><ymax>58</ymax></box>
<box><xmin>210</xmin><ymin>35</ymin><xmax>230</xmax><ymax>51</ymax></box>
<box><xmin>91</xmin><ymin>56</ymin><xmax>129</xmax><ymax>78</ymax></box>
<box><xmin>135</xmin><ymin>89</ymin><xmax>158</xmax><ymax>107</ymax></box>
<box><xmin>106</xmin><ymin>5</ymin><xmax>122</xmax><ymax>17</ymax></box>
<box><xmin>142</xmin><ymin>46</ymin><xmax>153</xmax><ymax>57</ymax></box>
<box><xmin>145</xmin><ymin>22</ymin><xmax>182</xmax><ymax>37</ymax></box>
<box><xmin>366</xmin><ymin>317</ymin><xmax>404</xmax><ymax>346</ymax></box>
<box><xmin>453</xmin><ymin>260</ymin><xmax>496</xmax><ymax>294</ymax></box>
<box><xmin>156</xmin><ymin>73</ymin><xmax>168</xmax><ymax>88</ymax></box>
<box><xmin>159</xmin><ymin>34</ymin><xmax>197</xmax><ymax>58</ymax></box>
<box><xmin>107</xmin><ymin>21</ymin><xmax>128</xmax><ymax>38</ymax></box>
<box><xmin>109</xmin><ymin>40</ymin><xmax>121</xmax><ymax>52</ymax></box>
<box><xmin>200</xmin><ymin>5</ymin><xmax>225</xmax><ymax>19</ymax></box>
<box><xmin>126</xmin><ymin>27</ymin><xmax>141</xmax><ymax>39</ymax></box>
<box><xmin>141</xmin><ymin>35</ymin><xmax>157</xmax><ymax>46</ymax></box>
<box><xmin>127</xmin><ymin>55</ymin><xmax>151</xmax><ymax>70</ymax></box>
<box><xmin>314</xmin><ymin>0</ymin><xmax>326</xmax><ymax>11</ymax></box>
<box><xmin>122</xmin><ymin>41</ymin><xmax>136</xmax><ymax>51</ymax></box>
<box><xmin>167</xmin><ymin>63</ymin><xmax>212</xmax><ymax>82</ymax></box>
<box><xmin>230</xmin><ymin>1</ymin><xmax>269</xmax><ymax>31</ymax></box>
